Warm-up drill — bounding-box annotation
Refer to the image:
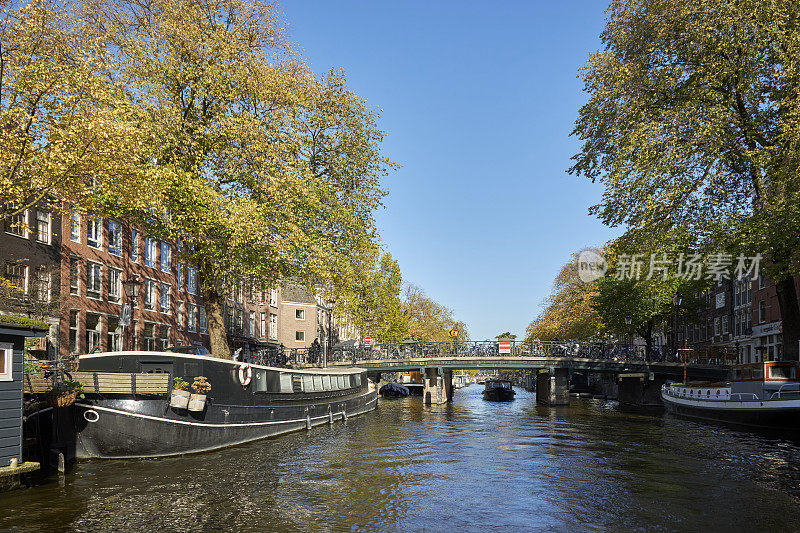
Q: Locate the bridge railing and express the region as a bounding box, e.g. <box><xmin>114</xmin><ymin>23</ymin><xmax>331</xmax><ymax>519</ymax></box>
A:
<box><xmin>330</xmin><ymin>340</ymin><xmax>729</xmax><ymax>366</ymax></box>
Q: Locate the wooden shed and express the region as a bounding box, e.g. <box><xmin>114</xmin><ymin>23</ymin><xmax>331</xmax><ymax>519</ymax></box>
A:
<box><xmin>0</xmin><ymin>316</ymin><xmax>48</xmax><ymax>489</ymax></box>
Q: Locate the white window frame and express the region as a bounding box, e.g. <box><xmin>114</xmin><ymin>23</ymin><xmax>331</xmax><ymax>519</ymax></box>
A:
<box><xmin>87</xmin><ymin>261</ymin><xmax>102</xmax><ymax>300</ymax></box>
<box><xmin>269</xmin><ymin>288</ymin><xmax>278</xmax><ymax>307</ymax></box>
<box><xmin>269</xmin><ymin>313</ymin><xmax>277</xmax><ymax>340</ymax></box>
<box><xmin>131</xmin><ymin>229</ymin><xmax>140</xmax><ymax>263</ymax></box>
<box><xmin>145</xmin><ymin>237</ymin><xmax>157</xmax><ymax>268</ymax></box>
<box><xmin>188</xmin><ymin>303</ymin><xmax>197</xmax><ymax>332</ymax></box>
<box><xmin>108</xmin><ymin>220</ymin><xmax>122</xmax><ymax>256</ymax></box>
<box><xmin>5</xmin><ymin>204</ymin><xmax>28</xmax><ymax>238</ymax></box>
<box><xmin>87</xmin><ymin>219</ymin><xmax>102</xmax><ymax>249</ymax></box>
<box><xmin>160</xmin><ymin>282</ymin><xmax>171</xmax><ymax>314</ymax></box>
<box><xmin>108</xmin><ymin>267</ymin><xmax>122</xmax><ymax>304</ymax></box>
<box><xmin>188</xmin><ymin>268</ymin><xmax>197</xmax><ymax>295</ymax></box>
<box><xmin>295</xmin><ymin>309</ymin><xmax>305</xmax><ymax>320</ymax></box>
<box><xmin>70</xmin><ymin>212</ymin><xmax>81</xmax><ymax>242</ymax></box>
<box><xmin>144</xmin><ymin>279</ymin><xmax>157</xmax><ymax>310</ymax></box>
<box><xmin>160</xmin><ymin>242</ymin><xmax>171</xmax><ymax>273</ymax></box>
<box><xmin>35</xmin><ymin>210</ymin><xmax>51</xmax><ymax>244</ymax></box>
<box><xmin>295</xmin><ymin>330</ymin><xmax>305</xmax><ymax>342</ymax></box>
<box><xmin>0</xmin><ymin>342</ymin><xmax>13</xmax><ymax>382</ymax></box>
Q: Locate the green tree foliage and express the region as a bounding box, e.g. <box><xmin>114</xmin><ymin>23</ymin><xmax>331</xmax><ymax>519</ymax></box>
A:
<box><xmin>84</xmin><ymin>0</ymin><xmax>392</xmax><ymax>357</ymax></box>
<box><xmin>525</xmin><ymin>255</ymin><xmax>604</xmax><ymax>341</ymax></box>
<box><xmin>0</xmin><ymin>0</ymin><xmax>154</xmax><ymax>222</ymax></box>
<box><xmin>570</xmin><ymin>0</ymin><xmax>800</xmax><ymax>358</ymax></box>
<box><xmin>402</xmin><ymin>283</ymin><xmax>468</xmax><ymax>342</ymax></box>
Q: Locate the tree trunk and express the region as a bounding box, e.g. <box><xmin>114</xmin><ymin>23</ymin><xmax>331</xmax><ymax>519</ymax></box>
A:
<box><xmin>202</xmin><ymin>286</ymin><xmax>231</xmax><ymax>359</ymax></box>
<box><xmin>776</xmin><ymin>275</ymin><xmax>800</xmax><ymax>361</ymax></box>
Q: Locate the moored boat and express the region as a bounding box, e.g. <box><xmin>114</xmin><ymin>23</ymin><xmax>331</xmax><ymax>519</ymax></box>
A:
<box><xmin>482</xmin><ymin>379</ymin><xmax>515</xmax><ymax>402</ymax></box>
<box><xmin>379</xmin><ymin>382</ymin><xmax>410</xmax><ymax>398</ymax></box>
<box><xmin>661</xmin><ymin>361</ymin><xmax>800</xmax><ymax>431</ymax></box>
<box><xmin>73</xmin><ymin>351</ymin><xmax>376</xmax><ymax>459</ymax></box>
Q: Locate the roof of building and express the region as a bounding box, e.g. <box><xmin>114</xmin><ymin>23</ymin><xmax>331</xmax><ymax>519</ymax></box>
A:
<box><xmin>281</xmin><ymin>283</ymin><xmax>317</xmax><ymax>305</ymax></box>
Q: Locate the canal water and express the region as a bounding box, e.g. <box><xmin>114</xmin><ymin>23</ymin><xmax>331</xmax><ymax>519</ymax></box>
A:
<box><xmin>4</xmin><ymin>386</ymin><xmax>800</xmax><ymax>532</ymax></box>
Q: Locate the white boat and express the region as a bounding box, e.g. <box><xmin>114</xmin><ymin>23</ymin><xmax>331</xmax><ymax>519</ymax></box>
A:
<box><xmin>661</xmin><ymin>361</ymin><xmax>800</xmax><ymax>431</ymax></box>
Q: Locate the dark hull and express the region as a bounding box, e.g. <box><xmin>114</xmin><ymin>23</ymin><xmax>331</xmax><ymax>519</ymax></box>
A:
<box><xmin>72</xmin><ymin>352</ymin><xmax>377</xmax><ymax>459</ymax></box>
<box><xmin>663</xmin><ymin>396</ymin><xmax>800</xmax><ymax>432</ymax></box>
<box><xmin>74</xmin><ymin>390</ymin><xmax>376</xmax><ymax>458</ymax></box>
<box><xmin>483</xmin><ymin>389</ymin><xmax>516</xmax><ymax>402</ymax></box>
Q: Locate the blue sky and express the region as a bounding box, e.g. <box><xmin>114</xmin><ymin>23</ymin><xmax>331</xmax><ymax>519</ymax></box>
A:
<box><xmin>281</xmin><ymin>1</ymin><xmax>621</xmax><ymax>339</ymax></box>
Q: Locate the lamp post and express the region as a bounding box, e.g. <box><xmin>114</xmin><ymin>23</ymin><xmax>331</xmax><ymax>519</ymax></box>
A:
<box><xmin>122</xmin><ymin>275</ymin><xmax>141</xmax><ymax>351</ymax></box>
<box><xmin>673</xmin><ymin>292</ymin><xmax>684</xmax><ymax>380</ymax></box>
<box><xmin>625</xmin><ymin>315</ymin><xmax>632</xmax><ymax>358</ymax></box>
<box><xmin>325</xmin><ymin>299</ymin><xmax>335</xmax><ymax>368</ymax></box>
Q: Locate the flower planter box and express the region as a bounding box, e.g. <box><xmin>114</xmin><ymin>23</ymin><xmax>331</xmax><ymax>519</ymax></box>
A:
<box><xmin>188</xmin><ymin>394</ymin><xmax>206</xmax><ymax>412</ymax></box>
<box><xmin>49</xmin><ymin>390</ymin><xmax>77</xmax><ymax>408</ymax></box>
<box><xmin>170</xmin><ymin>389</ymin><xmax>190</xmax><ymax>409</ymax></box>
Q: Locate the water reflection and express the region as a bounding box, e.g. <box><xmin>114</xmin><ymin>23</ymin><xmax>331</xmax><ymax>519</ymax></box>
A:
<box><xmin>3</xmin><ymin>386</ymin><xmax>800</xmax><ymax>531</ymax></box>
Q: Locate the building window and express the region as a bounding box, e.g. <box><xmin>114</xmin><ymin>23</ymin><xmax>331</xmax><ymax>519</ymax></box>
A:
<box><xmin>270</xmin><ymin>288</ymin><xmax>278</xmax><ymax>306</ymax></box>
<box><xmin>714</xmin><ymin>317</ymin><xmax>720</xmax><ymax>336</ymax></box>
<box><xmin>236</xmin><ymin>309</ymin><xmax>242</xmax><ymax>330</ymax></box>
<box><xmin>722</xmin><ymin>315</ymin><xmax>728</xmax><ymax>335</ymax></box>
<box><xmin>198</xmin><ymin>306</ymin><xmax>207</xmax><ymax>333</ymax></box>
<box><xmin>5</xmin><ymin>203</ymin><xmax>27</xmax><ymax>237</ymax></box>
<box><xmin>145</xmin><ymin>237</ymin><xmax>157</xmax><ymax>268</ymax></box>
<box><xmin>107</xmin><ymin>316</ymin><xmax>122</xmax><ymax>351</ymax></box>
<box><xmin>143</xmin><ymin>323</ymin><xmax>156</xmax><ymax>351</ymax></box>
<box><xmin>188</xmin><ymin>268</ymin><xmax>197</xmax><ymax>294</ymax></box>
<box><xmin>188</xmin><ymin>304</ymin><xmax>197</xmax><ymax>332</ymax></box>
<box><xmin>296</xmin><ymin>309</ymin><xmax>305</xmax><ymax>320</ymax></box>
<box><xmin>176</xmin><ymin>262</ymin><xmax>183</xmax><ymax>289</ymax></box>
<box><xmin>269</xmin><ymin>313</ymin><xmax>277</xmax><ymax>340</ymax></box>
<box><xmin>131</xmin><ymin>229</ymin><xmax>140</xmax><ymax>262</ymax></box>
<box><xmin>177</xmin><ymin>302</ymin><xmax>185</xmax><ymax>330</ymax></box>
<box><xmin>87</xmin><ymin>262</ymin><xmax>102</xmax><ymax>299</ymax></box>
<box><xmin>69</xmin><ymin>310</ymin><xmax>79</xmax><ymax>354</ymax></box>
<box><xmin>249</xmin><ymin>311</ymin><xmax>255</xmax><ymax>337</ymax></box>
<box><xmin>35</xmin><ymin>210</ymin><xmax>51</xmax><ymax>244</ymax></box>
<box><xmin>144</xmin><ymin>279</ymin><xmax>157</xmax><ymax>310</ymax></box>
<box><xmin>759</xmin><ymin>300</ymin><xmax>766</xmax><ymax>323</ymax></box>
<box><xmin>34</xmin><ymin>269</ymin><xmax>51</xmax><ymax>302</ymax></box>
<box><xmin>4</xmin><ymin>262</ymin><xmax>27</xmax><ymax>297</ymax></box>
<box><xmin>86</xmin><ymin>313</ymin><xmax>101</xmax><ymax>352</ymax></box>
<box><xmin>87</xmin><ymin>219</ymin><xmax>102</xmax><ymax>248</ymax></box>
<box><xmin>759</xmin><ymin>274</ymin><xmax>766</xmax><ymax>290</ymax></box>
<box><xmin>295</xmin><ymin>331</ymin><xmax>305</xmax><ymax>342</ymax></box>
<box><xmin>158</xmin><ymin>324</ymin><xmax>170</xmax><ymax>350</ymax></box>
<box><xmin>108</xmin><ymin>220</ymin><xmax>122</xmax><ymax>255</ymax></box>
<box><xmin>0</xmin><ymin>342</ymin><xmax>12</xmax><ymax>382</ymax></box>
<box><xmin>108</xmin><ymin>268</ymin><xmax>122</xmax><ymax>303</ymax></box>
<box><xmin>70</xmin><ymin>212</ymin><xmax>81</xmax><ymax>242</ymax></box>
<box><xmin>160</xmin><ymin>242</ymin><xmax>171</xmax><ymax>272</ymax></box>
<box><xmin>260</xmin><ymin>312</ymin><xmax>266</xmax><ymax>338</ymax></box>
<box><xmin>69</xmin><ymin>258</ymin><xmax>80</xmax><ymax>296</ymax></box>
<box><xmin>160</xmin><ymin>283</ymin><xmax>171</xmax><ymax>313</ymax></box>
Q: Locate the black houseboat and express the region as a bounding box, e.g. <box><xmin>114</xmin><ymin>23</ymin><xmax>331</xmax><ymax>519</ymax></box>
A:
<box><xmin>482</xmin><ymin>379</ymin><xmax>516</xmax><ymax>402</ymax></box>
<box><xmin>662</xmin><ymin>361</ymin><xmax>800</xmax><ymax>431</ymax></box>
<box><xmin>73</xmin><ymin>351</ymin><xmax>376</xmax><ymax>459</ymax></box>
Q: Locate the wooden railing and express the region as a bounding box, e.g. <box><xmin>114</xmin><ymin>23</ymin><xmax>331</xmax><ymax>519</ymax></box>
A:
<box><xmin>24</xmin><ymin>372</ymin><xmax>170</xmax><ymax>395</ymax></box>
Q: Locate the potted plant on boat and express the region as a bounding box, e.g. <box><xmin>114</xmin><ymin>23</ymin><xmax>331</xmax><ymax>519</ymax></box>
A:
<box><xmin>188</xmin><ymin>376</ymin><xmax>211</xmax><ymax>412</ymax></box>
<box><xmin>170</xmin><ymin>377</ymin><xmax>191</xmax><ymax>409</ymax></box>
<box><xmin>49</xmin><ymin>379</ymin><xmax>84</xmax><ymax>408</ymax></box>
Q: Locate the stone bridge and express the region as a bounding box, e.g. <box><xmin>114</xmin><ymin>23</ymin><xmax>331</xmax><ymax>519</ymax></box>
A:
<box><xmin>330</xmin><ymin>340</ymin><xmax>729</xmax><ymax>406</ymax></box>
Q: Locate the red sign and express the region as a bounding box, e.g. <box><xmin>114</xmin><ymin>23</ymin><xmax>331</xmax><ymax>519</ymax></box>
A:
<box><xmin>364</xmin><ymin>337</ymin><xmax>373</xmax><ymax>347</ymax></box>
<box><xmin>499</xmin><ymin>341</ymin><xmax>511</xmax><ymax>354</ymax></box>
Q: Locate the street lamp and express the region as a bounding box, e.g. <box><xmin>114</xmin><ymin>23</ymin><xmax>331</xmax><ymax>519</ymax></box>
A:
<box><xmin>625</xmin><ymin>315</ymin><xmax>632</xmax><ymax>358</ymax></box>
<box><xmin>122</xmin><ymin>275</ymin><xmax>141</xmax><ymax>350</ymax></box>
<box><xmin>325</xmin><ymin>299</ymin><xmax>335</xmax><ymax>368</ymax></box>
<box><xmin>673</xmin><ymin>291</ymin><xmax>684</xmax><ymax>379</ymax></box>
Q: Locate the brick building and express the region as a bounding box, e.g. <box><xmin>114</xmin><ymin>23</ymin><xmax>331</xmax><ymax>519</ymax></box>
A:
<box><xmin>1</xmin><ymin>206</ymin><xmax>359</xmax><ymax>359</ymax></box>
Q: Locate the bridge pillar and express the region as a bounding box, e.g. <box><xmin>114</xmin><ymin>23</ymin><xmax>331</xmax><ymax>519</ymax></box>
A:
<box><xmin>617</xmin><ymin>372</ymin><xmax>667</xmax><ymax>407</ymax></box>
<box><xmin>535</xmin><ymin>368</ymin><xmax>570</xmax><ymax>405</ymax></box>
<box><xmin>423</xmin><ymin>367</ymin><xmax>449</xmax><ymax>404</ymax></box>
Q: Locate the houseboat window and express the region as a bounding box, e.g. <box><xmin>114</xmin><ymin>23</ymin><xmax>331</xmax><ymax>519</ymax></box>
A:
<box><xmin>303</xmin><ymin>375</ymin><xmax>315</xmax><ymax>392</ymax></box>
<box><xmin>337</xmin><ymin>375</ymin><xmax>346</xmax><ymax>389</ymax></box>
<box><xmin>769</xmin><ymin>365</ymin><xmax>796</xmax><ymax>380</ymax></box>
<box><xmin>742</xmin><ymin>368</ymin><xmax>752</xmax><ymax>380</ymax></box>
<box><xmin>322</xmin><ymin>375</ymin><xmax>332</xmax><ymax>390</ymax></box>
<box><xmin>279</xmin><ymin>373</ymin><xmax>293</xmax><ymax>393</ymax></box>
<box><xmin>753</xmin><ymin>366</ymin><xmax>764</xmax><ymax>379</ymax></box>
<box><xmin>716</xmin><ymin>390</ymin><xmax>720</xmax><ymax>397</ymax></box>
<box><xmin>0</xmin><ymin>342</ymin><xmax>12</xmax><ymax>381</ymax></box>
<box><xmin>354</xmin><ymin>374</ymin><xmax>362</xmax><ymax>387</ymax></box>
<box><xmin>313</xmin><ymin>375</ymin><xmax>323</xmax><ymax>390</ymax></box>
<box><xmin>732</xmin><ymin>368</ymin><xmax>742</xmax><ymax>380</ymax></box>
<box><xmin>253</xmin><ymin>370</ymin><xmax>267</xmax><ymax>392</ymax></box>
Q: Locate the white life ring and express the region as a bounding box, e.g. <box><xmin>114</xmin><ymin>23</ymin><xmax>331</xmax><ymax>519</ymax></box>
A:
<box><xmin>238</xmin><ymin>363</ymin><xmax>252</xmax><ymax>386</ymax></box>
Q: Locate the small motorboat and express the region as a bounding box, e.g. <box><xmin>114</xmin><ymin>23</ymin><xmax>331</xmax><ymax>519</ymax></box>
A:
<box><xmin>379</xmin><ymin>382</ymin><xmax>410</xmax><ymax>398</ymax></box>
<box><xmin>483</xmin><ymin>379</ymin><xmax>515</xmax><ymax>402</ymax></box>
